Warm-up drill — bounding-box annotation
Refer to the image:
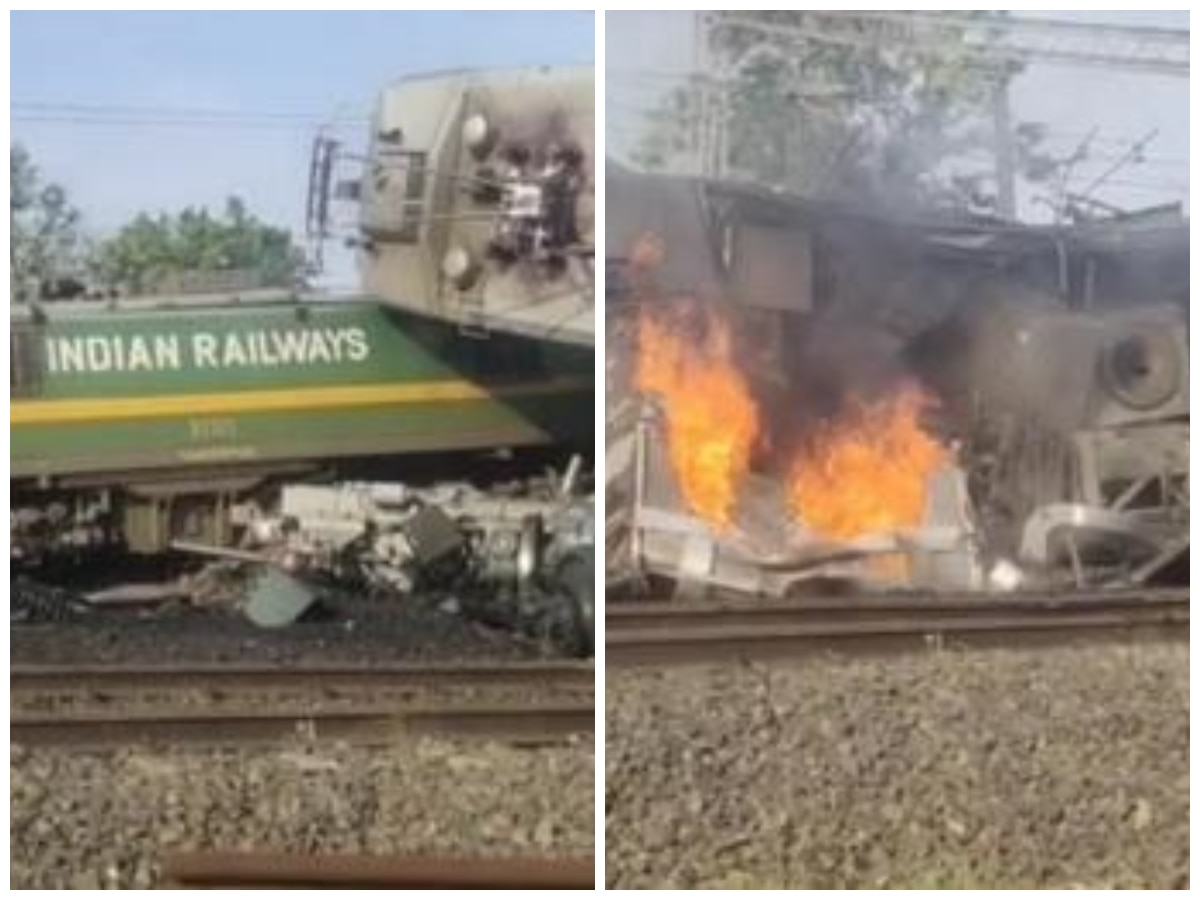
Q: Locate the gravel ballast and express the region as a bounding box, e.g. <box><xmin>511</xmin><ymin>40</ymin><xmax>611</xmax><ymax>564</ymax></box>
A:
<box><xmin>605</xmin><ymin>643</ymin><xmax>1188</xmax><ymax>889</ymax></box>
<box><xmin>12</xmin><ymin>597</ymin><xmax>546</xmax><ymax>667</ymax></box>
<box><xmin>12</xmin><ymin>737</ymin><xmax>594</xmax><ymax>890</ymax></box>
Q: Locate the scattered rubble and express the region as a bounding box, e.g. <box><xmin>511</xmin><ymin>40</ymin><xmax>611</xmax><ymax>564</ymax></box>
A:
<box><xmin>12</xmin><ymin>578</ymin><xmax>89</xmax><ymax>625</ymax></box>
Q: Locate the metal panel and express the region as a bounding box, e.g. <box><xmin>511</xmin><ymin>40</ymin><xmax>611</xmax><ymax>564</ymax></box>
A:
<box><xmin>728</xmin><ymin>223</ymin><xmax>813</xmax><ymax>313</ymax></box>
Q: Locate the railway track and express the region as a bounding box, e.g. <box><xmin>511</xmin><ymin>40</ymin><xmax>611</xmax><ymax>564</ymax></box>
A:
<box><xmin>11</xmin><ymin>659</ymin><xmax>593</xmax><ymax>697</ymax></box>
<box><xmin>11</xmin><ymin>660</ymin><xmax>594</xmax><ymax>748</ymax></box>
<box><xmin>606</xmin><ymin>587</ymin><xmax>1188</xmax><ymax>666</ymax></box>
<box><xmin>158</xmin><ymin>851</ymin><xmax>595</xmax><ymax>890</ymax></box>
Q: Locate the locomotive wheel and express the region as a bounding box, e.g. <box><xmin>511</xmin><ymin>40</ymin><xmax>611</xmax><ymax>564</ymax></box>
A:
<box><xmin>556</xmin><ymin>548</ymin><xmax>595</xmax><ymax>658</ymax></box>
<box><xmin>1099</xmin><ymin>326</ymin><xmax>1182</xmax><ymax>411</ymax></box>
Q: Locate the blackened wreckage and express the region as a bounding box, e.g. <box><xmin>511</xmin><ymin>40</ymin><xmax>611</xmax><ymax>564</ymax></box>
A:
<box><xmin>607</xmin><ymin>163</ymin><xmax>1188</xmax><ymax>597</ymax></box>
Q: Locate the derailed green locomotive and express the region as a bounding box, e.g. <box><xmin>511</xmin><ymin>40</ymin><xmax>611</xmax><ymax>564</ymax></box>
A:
<box><xmin>12</xmin><ymin>293</ymin><xmax>590</xmax><ymax>492</ymax></box>
<box><xmin>11</xmin><ymin>66</ymin><xmax>596</xmax><ymax>652</ymax></box>
<box><xmin>11</xmin><ymin>292</ymin><xmax>594</xmax><ymax>647</ymax></box>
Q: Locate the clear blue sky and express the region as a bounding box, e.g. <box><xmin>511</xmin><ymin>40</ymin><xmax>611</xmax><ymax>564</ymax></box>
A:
<box><xmin>12</xmin><ymin>11</ymin><xmax>595</xmax><ymax>286</ymax></box>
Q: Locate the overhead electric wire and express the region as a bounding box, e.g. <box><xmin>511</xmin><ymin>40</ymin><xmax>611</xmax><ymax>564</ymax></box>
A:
<box><xmin>1076</xmin><ymin>128</ymin><xmax>1163</xmax><ymax>200</ymax></box>
<box><xmin>1090</xmin><ymin>177</ymin><xmax>1187</xmax><ymax>191</ymax></box>
<box><xmin>12</xmin><ymin>115</ymin><xmax>361</xmax><ymax>131</ymax></box>
<box><xmin>11</xmin><ymin>101</ymin><xmax>369</xmax><ymax>134</ymax></box>
<box><xmin>711</xmin><ymin>11</ymin><xmax>1188</xmax><ymax>77</ymax></box>
<box><xmin>607</xmin><ymin>69</ymin><xmax>705</xmax><ymax>84</ymax></box>
<box><xmin>13</xmin><ymin>100</ymin><xmax>368</xmax><ymax>120</ymax></box>
<box><xmin>1040</xmin><ymin>127</ymin><xmax>1186</xmax><ymax>149</ymax></box>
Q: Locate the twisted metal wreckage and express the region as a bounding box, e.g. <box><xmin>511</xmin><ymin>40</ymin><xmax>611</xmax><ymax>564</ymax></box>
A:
<box><xmin>12</xmin><ymin>67</ymin><xmax>598</xmax><ymax>654</ymax></box>
<box><xmin>606</xmin><ymin>164</ymin><xmax>1188</xmax><ymax>599</ymax></box>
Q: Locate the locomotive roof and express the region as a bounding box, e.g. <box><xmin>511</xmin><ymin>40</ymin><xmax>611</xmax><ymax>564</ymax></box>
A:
<box><xmin>383</xmin><ymin>63</ymin><xmax>592</xmax><ymax>90</ymax></box>
<box><xmin>10</xmin><ymin>289</ymin><xmax>372</xmax><ymax>322</ymax></box>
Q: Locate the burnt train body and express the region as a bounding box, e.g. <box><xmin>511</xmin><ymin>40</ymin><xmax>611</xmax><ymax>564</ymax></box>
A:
<box><xmin>607</xmin><ymin>163</ymin><xmax>1188</xmax><ymax>592</ymax></box>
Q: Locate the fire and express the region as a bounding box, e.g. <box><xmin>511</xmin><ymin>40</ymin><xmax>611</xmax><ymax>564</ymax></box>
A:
<box><xmin>636</xmin><ymin>301</ymin><xmax>759</xmax><ymax>529</ymax></box>
<box><xmin>787</xmin><ymin>382</ymin><xmax>948</xmax><ymax>541</ymax></box>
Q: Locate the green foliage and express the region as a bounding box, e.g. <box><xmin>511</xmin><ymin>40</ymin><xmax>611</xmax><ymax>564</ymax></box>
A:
<box><xmin>11</xmin><ymin>146</ymin><xmax>308</xmax><ymax>300</ymax></box>
<box><xmin>11</xmin><ymin>144</ymin><xmax>85</xmax><ymax>301</ymax></box>
<box><xmin>93</xmin><ymin>196</ymin><xmax>306</xmax><ymax>295</ymax></box>
<box><xmin>635</xmin><ymin>12</ymin><xmax>1054</xmax><ymax>212</ymax></box>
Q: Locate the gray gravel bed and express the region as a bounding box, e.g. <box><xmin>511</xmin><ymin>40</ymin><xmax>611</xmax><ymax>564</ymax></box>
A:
<box><xmin>605</xmin><ymin>642</ymin><xmax>1189</xmax><ymax>889</ymax></box>
<box><xmin>12</xmin><ymin>737</ymin><xmax>594</xmax><ymax>890</ymax></box>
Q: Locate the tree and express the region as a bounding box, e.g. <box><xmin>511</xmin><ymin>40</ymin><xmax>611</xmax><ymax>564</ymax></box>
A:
<box><xmin>11</xmin><ymin>144</ymin><xmax>86</xmax><ymax>301</ymax></box>
<box><xmin>634</xmin><ymin>12</ymin><xmax>1053</xmax><ymax>214</ymax></box>
<box><xmin>93</xmin><ymin>197</ymin><xmax>307</xmax><ymax>295</ymax></box>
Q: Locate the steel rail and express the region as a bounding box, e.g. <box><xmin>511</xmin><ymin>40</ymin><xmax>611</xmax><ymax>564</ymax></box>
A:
<box><xmin>11</xmin><ymin>661</ymin><xmax>594</xmax><ymax>747</ymax></box>
<box><xmin>607</xmin><ymin>589</ymin><xmax>1188</xmax><ymax>666</ymax></box>
<box><xmin>158</xmin><ymin>851</ymin><xmax>595</xmax><ymax>890</ymax></box>
<box><xmin>607</xmin><ymin>588</ymin><xmax>1188</xmax><ymax>631</ymax></box>
<box><xmin>10</xmin><ymin>659</ymin><xmax>594</xmax><ymax>695</ymax></box>
<box><xmin>11</xmin><ymin>699</ymin><xmax>594</xmax><ymax>748</ymax></box>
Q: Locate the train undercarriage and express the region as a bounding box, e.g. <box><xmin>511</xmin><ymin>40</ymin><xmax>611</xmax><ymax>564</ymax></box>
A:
<box><xmin>13</xmin><ymin>449</ymin><xmax>595</xmax><ymax>655</ymax></box>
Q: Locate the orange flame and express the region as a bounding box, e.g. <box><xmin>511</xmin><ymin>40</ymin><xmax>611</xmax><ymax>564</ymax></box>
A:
<box><xmin>636</xmin><ymin>301</ymin><xmax>759</xmax><ymax>529</ymax></box>
<box><xmin>788</xmin><ymin>382</ymin><xmax>948</xmax><ymax>541</ymax></box>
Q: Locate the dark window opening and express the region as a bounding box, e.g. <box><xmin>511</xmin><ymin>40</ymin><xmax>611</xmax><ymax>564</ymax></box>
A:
<box><xmin>11</xmin><ymin>326</ymin><xmax>44</xmax><ymax>398</ymax></box>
